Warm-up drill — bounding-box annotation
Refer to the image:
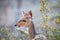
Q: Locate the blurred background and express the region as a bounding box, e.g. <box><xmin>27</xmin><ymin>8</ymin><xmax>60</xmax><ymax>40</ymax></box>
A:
<box><xmin>0</xmin><ymin>0</ymin><xmax>60</xmax><ymax>40</ymax></box>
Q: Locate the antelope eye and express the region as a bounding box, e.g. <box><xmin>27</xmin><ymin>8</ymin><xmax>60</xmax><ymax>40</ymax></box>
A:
<box><xmin>22</xmin><ymin>20</ymin><xmax>26</xmax><ymax>22</ymax></box>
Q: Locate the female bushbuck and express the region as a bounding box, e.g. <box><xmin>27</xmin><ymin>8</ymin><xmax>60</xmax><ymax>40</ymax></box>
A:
<box><xmin>15</xmin><ymin>10</ymin><xmax>47</xmax><ymax>40</ymax></box>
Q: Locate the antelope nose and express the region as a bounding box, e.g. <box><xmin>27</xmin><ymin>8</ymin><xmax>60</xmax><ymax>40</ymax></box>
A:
<box><xmin>15</xmin><ymin>24</ymin><xmax>17</xmax><ymax>26</ymax></box>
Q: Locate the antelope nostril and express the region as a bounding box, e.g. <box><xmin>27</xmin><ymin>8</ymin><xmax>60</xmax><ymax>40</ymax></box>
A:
<box><xmin>15</xmin><ymin>25</ymin><xmax>17</xmax><ymax>26</ymax></box>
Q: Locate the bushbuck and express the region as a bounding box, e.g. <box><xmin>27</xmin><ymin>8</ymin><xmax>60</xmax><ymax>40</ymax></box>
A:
<box><xmin>15</xmin><ymin>10</ymin><xmax>47</xmax><ymax>40</ymax></box>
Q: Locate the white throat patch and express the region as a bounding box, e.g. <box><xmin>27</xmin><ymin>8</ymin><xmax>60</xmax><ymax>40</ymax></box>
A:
<box><xmin>15</xmin><ymin>26</ymin><xmax>28</xmax><ymax>34</ymax></box>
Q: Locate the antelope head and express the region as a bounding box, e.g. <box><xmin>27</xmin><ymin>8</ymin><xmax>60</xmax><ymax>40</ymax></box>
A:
<box><xmin>15</xmin><ymin>10</ymin><xmax>32</xmax><ymax>28</ymax></box>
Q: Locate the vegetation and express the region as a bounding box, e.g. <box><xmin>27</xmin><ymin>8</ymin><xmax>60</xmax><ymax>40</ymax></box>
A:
<box><xmin>0</xmin><ymin>25</ymin><xmax>29</xmax><ymax>40</ymax></box>
<box><xmin>39</xmin><ymin>0</ymin><xmax>60</xmax><ymax>40</ymax></box>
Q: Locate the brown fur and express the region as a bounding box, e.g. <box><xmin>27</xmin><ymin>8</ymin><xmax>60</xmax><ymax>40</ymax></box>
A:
<box><xmin>28</xmin><ymin>21</ymin><xmax>36</xmax><ymax>39</ymax></box>
<box><xmin>15</xmin><ymin>10</ymin><xmax>37</xmax><ymax>39</ymax></box>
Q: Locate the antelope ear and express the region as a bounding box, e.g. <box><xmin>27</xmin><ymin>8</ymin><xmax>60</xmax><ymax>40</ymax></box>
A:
<box><xmin>29</xmin><ymin>10</ymin><xmax>32</xmax><ymax>17</ymax></box>
<box><xmin>22</xmin><ymin>11</ymin><xmax>25</xmax><ymax>16</ymax></box>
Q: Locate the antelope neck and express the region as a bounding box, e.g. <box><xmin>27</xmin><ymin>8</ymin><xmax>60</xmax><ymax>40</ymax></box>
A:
<box><xmin>28</xmin><ymin>21</ymin><xmax>36</xmax><ymax>39</ymax></box>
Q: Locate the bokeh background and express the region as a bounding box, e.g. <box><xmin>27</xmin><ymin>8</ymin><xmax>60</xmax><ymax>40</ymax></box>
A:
<box><xmin>0</xmin><ymin>0</ymin><xmax>60</xmax><ymax>40</ymax></box>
